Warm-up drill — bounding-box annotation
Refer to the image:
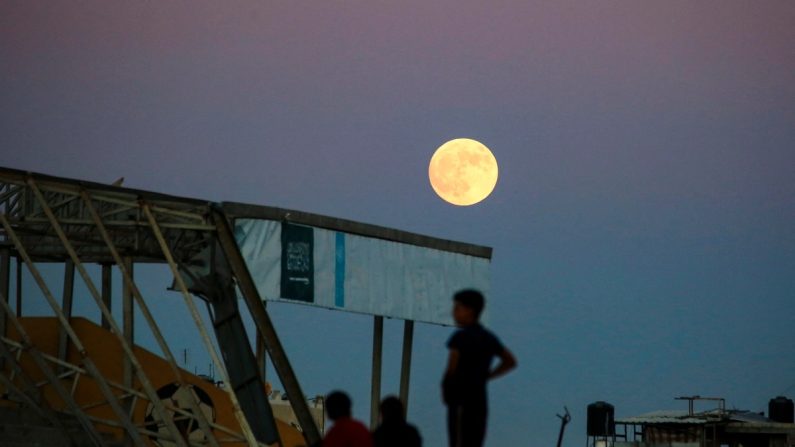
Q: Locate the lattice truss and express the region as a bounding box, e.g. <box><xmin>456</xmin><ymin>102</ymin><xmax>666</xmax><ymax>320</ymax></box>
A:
<box><xmin>0</xmin><ymin>172</ymin><xmax>214</xmax><ymax>264</ymax></box>
<box><xmin>0</xmin><ymin>169</ymin><xmax>311</xmax><ymax>447</ymax></box>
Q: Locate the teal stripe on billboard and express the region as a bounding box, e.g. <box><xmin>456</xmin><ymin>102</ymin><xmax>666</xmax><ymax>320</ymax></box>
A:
<box><xmin>335</xmin><ymin>232</ymin><xmax>345</xmax><ymax>307</ymax></box>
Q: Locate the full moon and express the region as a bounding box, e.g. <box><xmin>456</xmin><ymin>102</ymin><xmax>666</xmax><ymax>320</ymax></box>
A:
<box><xmin>428</xmin><ymin>138</ymin><xmax>499</xmax><ymax>206</ymax></box>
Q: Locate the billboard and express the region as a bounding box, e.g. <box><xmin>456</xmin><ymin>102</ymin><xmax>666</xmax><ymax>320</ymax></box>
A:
<box><xmin>232</xmin><ymin>215</ymin><xmax>491</xmax><ymax>326</ymax></box>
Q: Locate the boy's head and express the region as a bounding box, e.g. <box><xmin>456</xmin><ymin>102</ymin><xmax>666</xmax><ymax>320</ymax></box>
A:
<box><xmin>379</xmin><ymin>396</ymin><xmax>405</xmax><ymax>423</ymax></box>
<box><xmin>325</xmin><ymin>390</ymin><xmax>352</xmax><ymax>421</ymax></box>
<box><xmin>452</xmin><ymin>289</ymin><xmax>484</xmax><ymax>326</ymax></box>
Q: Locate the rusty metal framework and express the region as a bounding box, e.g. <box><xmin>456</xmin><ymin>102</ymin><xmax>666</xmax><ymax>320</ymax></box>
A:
<box><xmin>0</xmin><ymin>167</ymin><xmax>321</xmax><ymax>446</ymax></box>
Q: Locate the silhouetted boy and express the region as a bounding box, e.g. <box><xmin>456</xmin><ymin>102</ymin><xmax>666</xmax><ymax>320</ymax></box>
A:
<box><xmin>442</xmin><ymin>289</ymin><xmax>517</xmax><ymax>447</ymax></box>
<box><xmin>372</xmin><ymin>396</ymin><xmax>422</xmax><ymax>447</ymax></box>
<box><xmin>323</xmin><ymin>391</ymin><xmax>373</xmax><ymax>447</ymax></box>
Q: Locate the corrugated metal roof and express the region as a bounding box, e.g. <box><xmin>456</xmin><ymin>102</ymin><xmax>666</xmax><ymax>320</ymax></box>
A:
<box><xmin>617</xmin><ymin>410</ymin><xmax>776</xmax><ymax>426</ymax></box>
<box><xmin>617</xmin><ymin>411</ymin><xmax>705</xmax><ymax>425</ymax></box>
<box><xmin>728</xmin><ymin>412</ymin><xmax>770</xmax><ymax>424</ymax></box>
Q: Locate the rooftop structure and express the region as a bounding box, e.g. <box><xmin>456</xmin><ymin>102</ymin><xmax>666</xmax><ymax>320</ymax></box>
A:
<box><xmin>587</xmin><ymin>396</ymin><xmax>795</xmax><ymax>447</ymax></box>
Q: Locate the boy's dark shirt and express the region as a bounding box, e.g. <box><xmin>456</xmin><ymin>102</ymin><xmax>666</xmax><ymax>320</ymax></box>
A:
<box><xmin>372</xmin><ymin>421</ymin><xmax>422</xmax><ymax>447</ymax></box>
<box><xmin>443</xmin><ymin>323</ymin><xmax>505</xmax><ymax>406</ymax></box>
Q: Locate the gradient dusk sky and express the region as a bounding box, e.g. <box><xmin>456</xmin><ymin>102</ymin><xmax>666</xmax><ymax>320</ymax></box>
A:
<box><xmin>2</xmin><ymin>2</ymin><xmax>794</xmax><ymax>446</ymax></box>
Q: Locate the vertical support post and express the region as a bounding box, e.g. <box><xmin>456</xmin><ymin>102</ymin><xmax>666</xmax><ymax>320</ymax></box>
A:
<box><xmin>399</xmin><ymin>319</ymin><xmax>414</xmax><ymax>416</ymax></box>
<box><xmin>57</xmin><ymin>260</ymin><xmax>75</xmax><ymax>365</ymax></box>
<box><xmin>122</xmin><ymin>257</ymin><xmax>134</xmax><ymax>447</ymax></box>
<box><xmin>15</xmin><ymin>257</ymin><xmax>21</xmax><ymax>317</ymax></box>
<box><xmin>122</xmin><ymin>257</ymin><xmax>134</xmax><ymax>386</ymax></box>
<box><xmin>0</xmin><ymin>247</ymin><xmax>9</xmax><ymax>339</ymax></box>
<box><xmin>370</xmin><ymin>315</ymin><xmax>383</xmax><ymax>429</ymax></box>
<box><xmin>0</xmin><ymin>248</ymin><xmax>9</xmax><ymax>372</ymax></box>
<box><xmin>101</xmin><ymin>264</ymin><xmax>112</xmax><ymax>330</ymax></box>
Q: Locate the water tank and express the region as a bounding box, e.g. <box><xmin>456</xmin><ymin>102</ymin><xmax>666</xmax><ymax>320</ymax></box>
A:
<box><xmin>587</xmin><ymin>401</ymin><xmax>615</xmax><ymax>436</ymax></box>
<box><xmin>769</xmin><ymin>396</ymin><xmax>794</xmax><ymax>423</ymax></box>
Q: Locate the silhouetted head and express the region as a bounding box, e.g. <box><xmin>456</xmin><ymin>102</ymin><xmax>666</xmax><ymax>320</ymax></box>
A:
<box><xmin>379</xmin><ymin>396</ymin><xmax>405</xmax><ymax>424</ymax></box>
<box><xmin>326</xmin><ymin>390</ymin><xmax>352</xmax><ymax>421</ymax></box>
<box><xmin>453</xmin><ymin>289</ymin><xmax>484</xmax><ymax>325</ymax></box>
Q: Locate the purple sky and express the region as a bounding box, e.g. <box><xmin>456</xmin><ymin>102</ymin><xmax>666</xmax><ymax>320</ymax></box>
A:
<box><xmin>2</xmin><ymin>2</ymin><xmax>795</xmax><ymax>446</ymax></box>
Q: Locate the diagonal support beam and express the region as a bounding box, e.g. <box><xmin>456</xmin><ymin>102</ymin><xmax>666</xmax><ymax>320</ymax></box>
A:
<box><xmin>0</xmin><ymin>296</ymin><xmax>107</xmax><ymax>447</ymax></box>
<box><xmin>26</xmin><ymin>181</ymin><xmax>198</xmax><ymax>447</ymax></box>
<box><xmin>80</xmin><ymin>191</ymin><xmax>225</xmax><ymax>447</ymax></box>
<box><xmin>211</xmin><ymin>208</ymin><xmax>322</xmax><ymax>446</ymax></box>
<box><xmin>1</xmin><ymin>212</ymin><xmax>141</xmax><ymax>445</ymax></box>
<box><xmin>142</xmin><ymin>203</ymin><xmax>263</xmax><ymax>447</ymax></box>
<box><xmin>0</xmin><ymin>336</ymin><xmax>75</xmax><ymax>443</ymax></box>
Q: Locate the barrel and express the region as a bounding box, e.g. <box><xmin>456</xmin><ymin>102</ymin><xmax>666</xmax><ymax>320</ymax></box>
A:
<box><xmin>587</xmin><ymin>401</ymin><xmax>615</xmax><ymax>436</ymax></box>
<box><xmin>769</xmin><ymin>396</ymin><xmax>794</xmax><ymax>423</ymax></box>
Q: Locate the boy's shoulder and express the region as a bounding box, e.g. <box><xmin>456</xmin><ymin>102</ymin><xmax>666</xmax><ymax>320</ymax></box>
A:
<box><xmin>447</xmin><ymin>323</ymin><xmax>502</xmax><ymax>347</ymax></box>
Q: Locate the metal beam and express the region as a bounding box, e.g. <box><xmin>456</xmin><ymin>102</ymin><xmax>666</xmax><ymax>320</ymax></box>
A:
<box><xmin>4</xmin><ymin>334</ymin><xmax>252</xmax><ymax>445</ymax></box>
<box><xmin>223</xmin><ymin>202</ymin><xmax>492</xmax><ymax>259</ymax></box>
<box><xmin>57</xmin><ymin>260</ymin><xmax>74</xmax><ymax>369</ymax></box>
<box><xmin>0</xmin><ymin>339</ymin><xmax>44</xmax><ymax>412</ymax></box>
<box><xmin>143</xmin><ymin>203</ymin><xmax>261</xmax><ymax>447</ymax></box>
<box><xmin>81</xmin><ymin>192</ymin><xmax>224</xmax><ymax>447</ymax></box>
<box><xmin>370</xmin><ymin>315</ymin><xmax>383</xmax><ymax>429</ymax></box>
<box><xmin>121</xmin><ymin>257</ymin><xmax>134</xmax><ymax>402</ymax></box>
<box><xmin>0</xmin><ymin>296</ymin><xmax>107</xmax><ymax>447</ymax></box>
<box><xmin>0</xmin><ymin>247</ymin><xmax>8</xmax><ymax>340</ymax></box>
<box><xmin>101</xmin><ymin>264</ymin><xmax>112</xmax><ymax>330</ymax></box>
<box><xmin>212</xmin><ymin>208</ymin><xmax>322</xmax><ymax>446</ymax></box>
<box><xmin>0</xmin><ymin>354</ymin><xmax>78</xmax><ymax>445</ymax></box>
<box><xmin>1</xmin><ymin>213</ymin><xmax>145</xmax><ymax>446</ymax></box>
<box><xmin>0</xmin><ymin>337</ymin><xmax>78</xmax><ymax>444</ymax></box>
<box><xmin>15</xmin><ymin>256</ymin><xmax>21</xmax><ymax>317</ymax></box>
<box><xmin>121</xmin><ymin>257</ymin><xmax>134</xmax><ymax>447</ymax></box>
<box><xmin>25</xmin><ymin>182</ymin><xmax>196</xmax><ymax>445</ymax></box>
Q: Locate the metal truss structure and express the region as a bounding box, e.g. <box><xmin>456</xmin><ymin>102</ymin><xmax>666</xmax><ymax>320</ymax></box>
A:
<box><xmin>0</xmin><ymin>167</ymin><xmax>321</xmax><ymax>446</ymax></box>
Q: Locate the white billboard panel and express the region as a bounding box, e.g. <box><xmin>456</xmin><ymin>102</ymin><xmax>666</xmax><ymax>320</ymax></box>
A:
<box><xmin>234</xmin><ymin>218</ymin><xmax>490</xmax><ymax>326</ymax></box>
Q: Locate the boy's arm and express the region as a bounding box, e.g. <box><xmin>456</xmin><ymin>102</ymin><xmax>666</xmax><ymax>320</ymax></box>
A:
<box><xmin>488</xmin><ymin>347</ymin><xmax>517</xmax><ymax>380</ymax></box>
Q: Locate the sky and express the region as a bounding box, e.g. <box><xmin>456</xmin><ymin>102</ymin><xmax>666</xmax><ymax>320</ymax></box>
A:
<box><xmin>2</xmin><ymin>1</ymin><xmax>795</xmax><ymax>446</ymax></box>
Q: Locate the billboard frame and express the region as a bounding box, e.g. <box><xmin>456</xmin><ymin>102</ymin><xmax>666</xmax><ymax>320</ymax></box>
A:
<box><xmin>222</xmin><ymin>202</ymin><xmax>493</xmax><ymax>427</ymax></box>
